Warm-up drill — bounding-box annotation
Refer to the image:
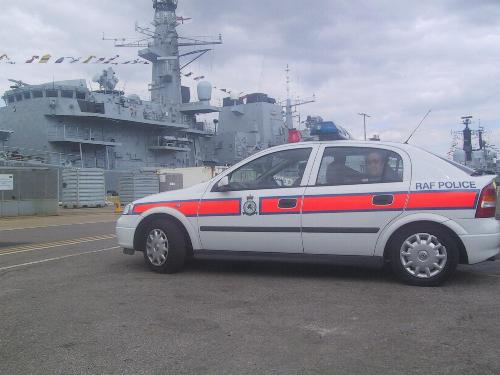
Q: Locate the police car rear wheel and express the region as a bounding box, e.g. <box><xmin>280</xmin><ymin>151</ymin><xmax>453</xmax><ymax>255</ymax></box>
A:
<box><xmin>143</xmin><ymin>219</ymin><xmax>187</xmax><ymax>274</ymax></box>
<box><xmin>389</xmin><ymin>225</ymin><xmax>458</xmax><ymax>286</ymax></box>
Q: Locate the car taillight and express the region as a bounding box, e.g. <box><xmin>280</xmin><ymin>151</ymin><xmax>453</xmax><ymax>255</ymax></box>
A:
<box><xmin>475</xmin><ymin>182</ymin><xmax>497</xmax><ymax>218</ymax></box>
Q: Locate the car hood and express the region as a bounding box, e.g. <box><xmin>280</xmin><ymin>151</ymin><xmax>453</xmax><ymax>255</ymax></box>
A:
<box><xmin>133</xmin><ymin>181</ymin><xmax>211</xmax><ymax>205</ymax></box>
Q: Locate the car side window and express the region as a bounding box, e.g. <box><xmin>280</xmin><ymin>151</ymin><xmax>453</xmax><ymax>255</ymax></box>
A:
<box><xmin>316</xmin><ymin>147</ymin><xmax>404</xmax><ymax>186</ymax></box>
<box><xmin>226</xmin><ymin>148</ymin><xmax>312</xmax><ymax>190</ymax></box>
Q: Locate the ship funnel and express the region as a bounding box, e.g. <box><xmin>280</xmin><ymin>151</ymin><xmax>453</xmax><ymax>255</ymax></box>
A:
<box><xmin>197</xmin><ymin>81</ymin><xmax>212</xmax><ymax>103</ymax></box>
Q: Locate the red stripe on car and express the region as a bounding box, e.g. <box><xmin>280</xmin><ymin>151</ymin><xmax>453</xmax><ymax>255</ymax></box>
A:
<box><xmin>260</xmin><ymin>197</ymin><xmax>303</xmax><ymax>214</ymax></box>
<box><xmin>133</xmin><ymin>201</ymin><xmax>200</xmax><ymax>216</ymax></box>
<box><xmin>302</xmin><ymin>193</ymin><xmax>408</xmax><ymax>213</ymax></box>
<box><xmin>407</xmin><ymin>191</ymin><xmax>478</xmax><ymax>210</ymax></box>
<box><xmin>133</xmin><ymin>199</ymin><xmax>240</xmax><ymax>216</ymax></box>
<box><xmin>198</xmin><ymin>199</ymin><xmax>241</xmax><ymax>216</ymax></box>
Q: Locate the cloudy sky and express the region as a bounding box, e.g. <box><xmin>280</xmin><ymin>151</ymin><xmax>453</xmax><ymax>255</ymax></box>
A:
<box><xmin>1</xmin><ymin>0</ymin><xmax>499</xmax><ymax>155</ymax></box>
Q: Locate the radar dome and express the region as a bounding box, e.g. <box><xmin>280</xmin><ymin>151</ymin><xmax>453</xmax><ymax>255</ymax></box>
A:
<box><xmin>197</xmin><ymin>81</ymin><xmax>212</xmax><ymax>103</ymax></box>
<box><xmin>230</xmin><ymin>92</ymin><xmax>239</xmax><ymax>101</ymax></box>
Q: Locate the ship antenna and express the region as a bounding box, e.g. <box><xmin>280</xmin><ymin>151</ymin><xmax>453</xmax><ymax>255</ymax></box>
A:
<box><xmin>404</xmin><ymin>109</ymin><xmax>432</xmax><ymax>144</ymax></box>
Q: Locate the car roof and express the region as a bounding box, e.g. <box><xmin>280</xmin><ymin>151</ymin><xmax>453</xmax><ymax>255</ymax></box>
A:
<box><xmin>272</xmin><ymin>140</ymin><xmax>424</xmax><ymax>153</ymax></box>
<box><xmin>291</xmin><ymin>140</ymin><xmax>409</xmax><ymax>148</ymax></box>
<box><xmin>261</xmin><ymin>140</ymin><xmax>473</xmax><ymax>179</ymax></box>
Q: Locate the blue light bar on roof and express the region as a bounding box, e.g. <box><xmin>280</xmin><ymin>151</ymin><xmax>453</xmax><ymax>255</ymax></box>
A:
<box><xmin>310</xmin><ymin>121</ymin><xmax>353</xmax><ymax>140</ymax></box>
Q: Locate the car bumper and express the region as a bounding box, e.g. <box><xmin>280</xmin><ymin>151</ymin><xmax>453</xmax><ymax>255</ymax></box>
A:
<box><xmin>455</xmin><ymin>218</ymin><xmax>500</xmax><ymax>264</ymax></box>
<box><xmin>116</xmin><ymin>215</ymin><xmax>142</xmax><ymax>250</ymax></box>
<box><xmin>460</xmin><ymin>232</ymin><xmax>500</xmax><ymax>264</ymax></box>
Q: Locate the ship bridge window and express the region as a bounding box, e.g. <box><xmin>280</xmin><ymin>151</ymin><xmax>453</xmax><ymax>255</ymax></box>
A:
<box><xmin>76</xmin><ymin>91</ymin><xmax>86</xmax><ymax>100</ymax></box>
<box><xmin>77</xmin><ymin>100</ymin><xmax>105</xmax><ymax>114</ymax></box>
<box><xmin>61</xmin><ymin>90</ymin><xmax>74</xmax><ymax>98</ymax></box>
<box><xmin>46</xmin><ymin>89</ymin><xmax>58</xmax><ymax>98</ymax></box>
<box><xmin>15</xmin><ymin>94</ymin><xmax>23</xmax><ymax>102</ymax></box>
<box><xmin>23</xmin><ymin>92</ymin><xmax>31</xmax><ymax>100</ymax></box>
<box><xmin>32</xmin><ymin>90</ymin><xmax>43</xmax><ymax>98</ymax></box>
<box><xmin>7</xmin><ymin>96</ymin><xmax>15</xmax><ymax>103</ymax></box>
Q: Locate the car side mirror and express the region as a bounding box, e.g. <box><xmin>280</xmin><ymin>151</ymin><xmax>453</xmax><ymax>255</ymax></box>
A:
<box><xmin>216</xmin><ymin>176</ymin><xmax>230</xmax><ymax>191</ymax></box>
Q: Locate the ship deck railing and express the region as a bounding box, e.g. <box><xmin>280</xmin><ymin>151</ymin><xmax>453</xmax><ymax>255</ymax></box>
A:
<box><xmin>48</xmin><ymin>125</ymin><xmax>122</xmax><ymax>147</ymax></box>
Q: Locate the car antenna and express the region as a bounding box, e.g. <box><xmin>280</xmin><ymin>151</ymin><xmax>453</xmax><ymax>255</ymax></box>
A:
<box><xmin>404</xmin><ymin>109</ymin><xmax>432</xmax><ymax>144</ymax></box>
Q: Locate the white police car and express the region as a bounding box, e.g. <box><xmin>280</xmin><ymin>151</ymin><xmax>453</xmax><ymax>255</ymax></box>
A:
<box><xmin>116</xmin><ymin>141</ymin><xmax>499</xmax><ymax>286</ymax></box>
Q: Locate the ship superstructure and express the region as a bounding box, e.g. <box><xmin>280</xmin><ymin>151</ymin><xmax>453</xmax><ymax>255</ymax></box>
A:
<box><xmin>450</xmin><ymin>116</ymin><xmax>499</xmax><ymax>173</ymax></box>
<box><xmin>0</xmin><ymin>0</ymin><xmax>221</xmax><ymax>170</ymax></box>
<box><xmin>214</xmin><ymin>93</ymin><xmax>287</xmax><ymax>165</ymax></box>
<box><xmin>0</xmin><ymin>0</ymin><xmax>309</xmax><ymax>176</ymax></box>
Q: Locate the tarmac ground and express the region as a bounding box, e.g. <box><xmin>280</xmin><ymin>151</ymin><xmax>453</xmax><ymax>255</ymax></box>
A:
<box><xmin>0</xmin><ymin>208</ymin><xmax>499</xmax><ymax>375</ymax></box>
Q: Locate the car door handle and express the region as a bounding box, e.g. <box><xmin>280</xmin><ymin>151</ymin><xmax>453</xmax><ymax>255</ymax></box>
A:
<box><xmin>278</xmin><ymin>198</ymin><xmax>298</xmax><ymax>209</ymax></box>
<box><xmin>372</xmin><ymin>194</ymin><xmax>394</xmax><ymax>206</ymax></box>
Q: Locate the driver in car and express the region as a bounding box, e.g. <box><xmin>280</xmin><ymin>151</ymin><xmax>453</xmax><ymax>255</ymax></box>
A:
<box><xmin>366</xmin><ymin>150</ymin><xmax>399</xmax><ymax>182</ymax></box>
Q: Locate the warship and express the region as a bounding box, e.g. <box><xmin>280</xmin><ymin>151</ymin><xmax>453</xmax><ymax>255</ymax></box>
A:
<box><xmin>450</xmin><ymin>116</ymin><xmax>499</xmax><ymax>174</ymax></box>
<box><xmin>0</xmin><ymin>0</ymin><xmax>292</xmax><ymax>178</ymax></box>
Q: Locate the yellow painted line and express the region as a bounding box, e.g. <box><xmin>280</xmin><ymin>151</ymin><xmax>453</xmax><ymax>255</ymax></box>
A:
<box><xmin>0</xmin><ymin>219</ymin><xmax>117</xmax><ymax>232</ymax></box>
<box><xmin>0</xmin><ymin>237</ymin><xmax>106</xmax><ymax>252</ymax></box>
<box><xmin>0</xmin><ymin>234</ymin><xmax>116</xmax><ymax>251</ymax></box>
<box><xmin>0</xmin><ymin>234</ymin><xmax>117</xmax><ymax>256</ymax></box>
<box><xmin>0</xmin><ymin>246</ymin><xmax>121</xmax><ymax>272</ymax></box>
<box><xmin>0</xmin><ymin>236</ymin><xmax>116</xmax><ymax>255</ymax></box>
<box><xmin>0</xmin><ymin>234</ymin><xmax>116</xmax><ymax>253</ymax></box>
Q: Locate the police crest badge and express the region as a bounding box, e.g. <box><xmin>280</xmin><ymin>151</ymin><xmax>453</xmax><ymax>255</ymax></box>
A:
<box><xmin>242</xmin><ymin>195</ymin><xmax>257</xmax><ymax>216</ymax></box>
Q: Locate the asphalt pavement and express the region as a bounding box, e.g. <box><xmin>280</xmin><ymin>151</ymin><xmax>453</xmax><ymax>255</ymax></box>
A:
<box><xmin>0</xmin><ymin>215</ymin><xmax>499</xmax><ymax>375</ymax></box>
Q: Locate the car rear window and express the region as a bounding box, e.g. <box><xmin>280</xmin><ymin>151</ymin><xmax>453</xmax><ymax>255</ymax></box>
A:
<box><xmin>316</xmin><ymin>147</ymin><xmax>404</xmax><ymax>186</ymax></box>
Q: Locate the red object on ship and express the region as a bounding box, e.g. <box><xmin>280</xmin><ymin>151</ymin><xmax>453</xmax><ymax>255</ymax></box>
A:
<box><xmin>288</xmin><ymin>129</ymin><xmax>301</xmax><ymax>143</ymax></box>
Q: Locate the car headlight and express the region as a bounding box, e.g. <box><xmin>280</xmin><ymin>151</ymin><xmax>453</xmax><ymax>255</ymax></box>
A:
<box><xmin>122</xmin><ymin>203</ymin><xmax>135</xmax><ymax>215</ymax></box>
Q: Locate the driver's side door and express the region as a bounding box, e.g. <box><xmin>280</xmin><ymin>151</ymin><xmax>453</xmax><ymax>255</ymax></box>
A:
<box><xmin>198</xmin><ymin>146</ymin><xmax>316</xmax><ymax>253</ymax></box>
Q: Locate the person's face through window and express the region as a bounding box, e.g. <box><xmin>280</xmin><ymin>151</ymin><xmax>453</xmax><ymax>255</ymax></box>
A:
<box><xmin>366</xmin><ymin>152</ymin><xmax>384</xmax><ymax>178</ymax></box>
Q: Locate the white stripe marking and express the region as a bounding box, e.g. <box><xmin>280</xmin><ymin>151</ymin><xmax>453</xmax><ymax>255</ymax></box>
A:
<box><xmin>0</xmin><ymin>219</ymin><xmax>117</xmax><ymax>232</ymax></box>
<box><xmin>0</xmin><ymin>246</ymin><xmax>120</xmax><ymax>271</ymax></box>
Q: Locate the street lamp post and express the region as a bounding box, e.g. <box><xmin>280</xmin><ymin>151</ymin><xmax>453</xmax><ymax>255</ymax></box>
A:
<box><xmin>358</xmin><ymin>113</ymin><xmax>371</xmax><ymax>141</ymax></box>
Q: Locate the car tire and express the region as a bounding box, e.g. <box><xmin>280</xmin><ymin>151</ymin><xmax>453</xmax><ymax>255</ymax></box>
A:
<box><xmin>388</xmin><ymin>224</ymin><xmax>459</xmax><ymax>286</ymax></box>
<box><xmin>143</xmin><ymin>219</ymin><xmax>187</xmax><ymax>274</ymax></box>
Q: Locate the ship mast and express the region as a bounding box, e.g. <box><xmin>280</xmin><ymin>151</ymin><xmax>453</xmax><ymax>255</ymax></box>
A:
<box><xmin>146</xmin><ymin>0</ymin><xmax>181</xmax><ymax>104</ymax></box>
<box><xmin>107</xmin><ymin>0</ymin><xmax>222</xmax><ymax>118</ymax></box>
<box><xmin>284</xmin><ymin>64</ymin><xmax>315</xmax><ymax>130</ymax></box>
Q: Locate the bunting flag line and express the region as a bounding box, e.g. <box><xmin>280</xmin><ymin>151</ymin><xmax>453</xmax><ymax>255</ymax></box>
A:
<box><xmin>1</xmin><ymin>53</ymin><xmax>151</xmax><ymax>65</ymax></box>
<box><xmin>104</xmin><ymin>55</ymin><xmax>120</xmax><ymax>64</ymax></box>
<box><xmin>25</xmin><ymin>55</ymin><xmax>39</xmax><ymax>63</ymax></box>
<box><xmin>0</xmin><ymin>54</ymin><xmax>14</xmax><ymax>64</ymax></box>
<box><xmin>39</xmin><ymin>54</ymin><xmax>51</xmax><ymax>63</ymax></box>
<box><xmin>82</xmin><ymin>56</ymin><xmax>96</xmax><ymax>63</ymax></box>
<box><xmin>0</xmin><ymin>52</ymin><xmax>242</xmax><ymax>100</ymax></box>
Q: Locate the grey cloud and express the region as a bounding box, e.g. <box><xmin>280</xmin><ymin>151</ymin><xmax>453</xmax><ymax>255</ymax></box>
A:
<box><xmin>1</xmin><ymin>0</ymin><xmax>499</xmax><ymax>154</ymax></box>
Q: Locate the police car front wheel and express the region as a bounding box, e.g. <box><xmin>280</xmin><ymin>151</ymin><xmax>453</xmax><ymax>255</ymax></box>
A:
<box><xmin>143</xmin><ymin>219</ymin><xmax>187</xmax><ymax>274</ymax></box>
<box><xmin>389</xmin><ymin>224</ymin><xmax>459</xmax><ymax>286</ymax></box>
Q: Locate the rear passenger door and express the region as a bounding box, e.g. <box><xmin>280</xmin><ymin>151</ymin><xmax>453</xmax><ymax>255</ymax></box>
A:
<box><xmin>302</xmin><ymin>145</ymin><xmax>411</xmax><ymax>256</ymax></box>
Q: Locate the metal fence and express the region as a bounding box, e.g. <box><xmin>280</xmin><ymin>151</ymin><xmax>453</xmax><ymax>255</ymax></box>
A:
<box><xmin>0</xmin><ymin>166</ymin><xmax>59</xmax><ymax>217</ymax></box>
